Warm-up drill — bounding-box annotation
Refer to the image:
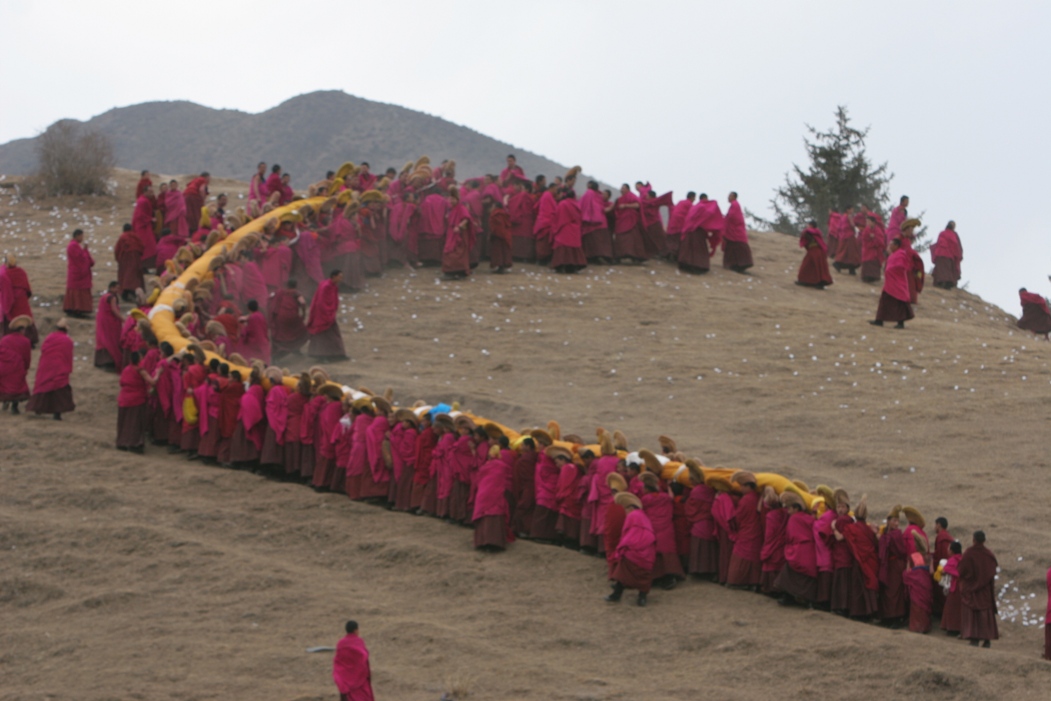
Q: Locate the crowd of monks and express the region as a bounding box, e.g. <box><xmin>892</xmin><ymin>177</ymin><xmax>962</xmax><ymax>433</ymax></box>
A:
<box><xmin>793</xmin><ymin>196</ymin><xmax>976</xmax><ymax>330</ymax></box>
<box><xmin>2</xmin><ymin>155</ymin><xmax>1051</xmax><ymax>664</ymax></box>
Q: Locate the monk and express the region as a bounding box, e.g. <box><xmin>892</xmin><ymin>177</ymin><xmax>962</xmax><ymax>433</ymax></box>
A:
<box><xmin>859</xmin><ymin>213</ymin><xmax>886</xmax><ymax>283</ymax></box>
<box><xmin>216</xmin><ymin>368</ymin><xmax>245</xmax><ymax>467</ymax></box>
<box><xmin>1016</xmin><ymin>288</ymin><xmax>1051</xmax><ymax>339</ymax></box>
<box><xmin>639</xmin><ymin>190</ymin><xmax>673</xmax><ymax>259</ymax></box>
<box><xmin>580</xmin><ymin>180</ymin><xmax>614</xmax><ymax>263</ymax></box>
<box><xmin>903</xmin><ymin>531</ymin><xmax>933</xmax><ymax>633</ymax></box>
<box><xmin>116</xmin><ymin>351</ymin><xmax>155</xmax><ymax>452</ymax></box>
<box><xmin>26</xmin><ymin>319</ymin><xmax>75</xmax><ymax>420</ymax></box>
<box><xmin>958</xmin><ymin>530</ymin><xmax>999</xmax><ymax>647</ymax></box>
<box><xmin>499</xmin><ymin>154</ymin><xmax>525</xmax><ymax>188</ymax></box>
<box><xmin>441</xmin><ymin>187</ymin><xmax>477</xmax><ymax>279</ymax></box>
<box><xmin>939</xmin><ymin>541</ymin><xmax>963</xmax><ymax>636</ymax></box>
<box><xmin>472</xmin><ymin>445</ymin><xmax>512</xmax><ymax>550</ymax></box>
<box><xmin>1</xmin><ymin>254</ymin><xmax>38</xmax><ymax>345</ymax></box>
<box><xmin>237</xmin><ymin>300</ymin><xmax>271</xmax><ymax>365</ymax></box>
<box><xmin>230</xmin><ymin>370</ymin><xmax>265</xmax><ymax>465</ymax></box>
<box><xmin>684</xmin><ymin>462</ymin><xmax>718</xmax><ymax>579</ymax></box>
<box><xmin>886</xmin><ymin>195</ymin><xmax>909</xmax><ymax>243</ymax></box>
<box><xmin>486</xmin><ymin>199</ymin><xmax>513</xmax><ymax>273</ymax></box>
<box><xmin>795</xmin><ymin>220</ymin><xmax>833</xmax><ymax>288</ymax></box>
<box><xmin>640</xmin><ymin>472</ymin><xmax>685</xmax><ymax>587</ymax></box>
<box><xmin>899</xmin><ymin>220</ymin><xmax>926</xmax><ymax>303</ymax></box>
<box><xmin>930</xmin><ymin>221</ymin><xmax>963</xmax><ymax>289</ymax></box>
<box><xmin>760</xmin><ymin>487</ymin><xmax>788</xmax><ymax>594</ymax></box>
<box><xmin>773</xmin><ymin>491</ymin><xmax>817</xmax><ymax>605</ymax></box>
<box><xmin>678</xmin><ymin>195</ymin><xmax>724</xmax><ymax>274</ymax></box>
<box><xmin>612</xmin><ymin>184</ymin><xmax>647</xmax><ymax>263</ymax></box>
<box><xmin>727</xmin><ymin>471</ymin><xmax>763</xmax><ymax>588</ymax></box>
<box><xmin>135</xmin><ymin>170</ymin><xmax>152</xmax><ymax>198</ymax></box>
<box><xmin>164</xmin><ymin>180</ymin><xmax>189</xmax><ymax>242</ymax></box>
<box><xmin>511</xmin><ymin>437</ymin><xmax>538</xmax><ymax>536</ymax></box>
<box><xmin>530</xmin><ymin>441</ymin><xmax>562</xmax><ymax>542</ymax></box>
<box><xmin>606</xmin><ymin>492</ymin><xmax>656</xmax><ymax>606</ymax></box>
<box><xmin>870</xmin><ymin>239</ymin><xmax>914</xmax><ymax>329</ymax></box>
<box><xmin>507</xmin><ymin>180</ymin><xmax>537</xmax><ymax>262</ymax></box>
<box><xmin>722</xmin><ymin>192</ymin><xmax>754</xmax><ymax>272</ymax></box>
<box><xmin>840</xmin><ymin>498</ymin><xmax>880</xmax><ymax>619</ymax></box>
<box><xmin>248</xmin><ymin>162</ymin><xmax>268</xmax><ymax>206</ymax></box>
<box><xmin>550</xmin><ymin>191</ymin><xmax>586</xmax><ymax>273</ymax></box>
<box><xmin>132</xmin><ymin>186</ymin><xmax>157</xmax><ymax>272</ymax></box>
<box><xmin>878</xmin><ymin>505</ymin><xmax>908</xmax><ymax>626</ymax></box>
<box><xmin>711</xmin><ymin>477</ymin><xmax>738</xmax><ymax>585</ymax></box>
<box><xmin>265</xmin><ymin>165</ymin><xmax>283</xmax><ymax>201</ymax></box>
<box><xmin>833</xmin><ymin>207</ymin><xmax>861</xmax><ymax>274</ymax></box>
<box><xmin>94</xmin><ymin>281</ymin><xmax>125</xmax><ymax>370</ymax></box>
<box><xmin>554</xmin><ymin>450</ymin><xmax>585</xmax><ymax>546</ymax></box>
<box><xmin>63</xmin><ymin>229</ymin><xmax>95</xmax><ymax>316</ymax></box>
<box><xmin>533</xmin><ymin>184</ymin><xmax>558</xmax><ymax>263</ymax></box>
<box><xmin>931</xmin><ymin>517</ymin><xmax>954</xmax><ymax>616</ymax></box>
<box><xmin>361</xmin><ymin>397</ymin><xmax>393</xmax><ymax>500</ymax></box>
<box><xmin>333</xmin><ymin>620</ymin><xmax>374</xmax><ymax>701</ymax></box>
<box><xmin>182</xmin><ymin>173</ymin><xmax>210</xmax><ymax>234</ymax></box>
<box><xmin>307</xmin><ymin>270</ymin><xmax>347</xmax><ymax>360</ymax></box>
<box><xmin>0</xmin><ymin>316</ymin><xmax>33</xmax><ymax>413</ymax></box>
<box><xmin>114</xmin><ymin>224</ymin><xmax>145</xmax><ymax>301</ymax></box>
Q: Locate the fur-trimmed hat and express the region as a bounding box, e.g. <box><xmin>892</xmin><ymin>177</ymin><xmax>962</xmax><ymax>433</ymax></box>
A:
<box><xmin>637</xmin><ymin>449</ymin><xmax>662</xmax><ymax>474</ymax></box>
<box><xmin>792</xmin><ymin>479</ymin><xmax>810</xmax><ymax>493</ymax></box>
<box><xmin>227</xmin><ymin>352</ymin><xmax>247</xmax><ymax>367</ymax></box>
<box><xmin>562</xmin><ymin>433</ymin><xmax>584</xmax><ymax>445</ymax></box>
<box><xmin>546</xmin><ymin>420</ymin><xmax>561</xmax><ymax>442</ymax></box>
<box><xmin>612</xmin><ymin>430</ymin><xmax>628</xmax><ymax>451</ymax></box>
<box><xmin>762</xmin><ymin>485</ymin><xmax>780</xmax><ymax>508</ymax></box>
<box><xmin>658</xmin><ymin>435</ymin><xmax>677</xmax><ymax>453</ymax></box>
<box><xmin>371</xmin><ymin>396</ymin><xmax>392</xmax><ymax>416</ymax></box>
<box><xmin>911</xmin><ymin>530</ymin><xmax>928</xmax><ymax>555</ymax></box>
<box><xmin>545</xmin><ymin>445</ymin><xmax>573</xmax><ymax>463</ymax></box>
<box><xmin>433</xmin><ymin>413</ymin><xmax>455</xmax><ymax>431</ymax></box>
<box><xmin>833</xmin><ymin>488</ymin><xmax>850</xmax><ymax>509</ymax></box>
<box><xmin>855</xmin><ymin>495</ymin><xmax>869</xmax><ymax>522</ymax></box>
<box><xmin>731</xmin><ymin>470</ymin><xmax>758</xmax><ymax>489</ymax></box>
<box><xmin>816</xmin><ymin>485</ymin><xmax>836</xmax><ymax>509</ymax></box>
<box><xmin>529</xmin><ymin>428</ymin><xmax>553</xmax><ymax>447</ymax></box>
<box><xmin>606</xmin><ymin>471</ymin><xmax>628</xmax><ymax>493</ymax></box>
<box><xmin>706</xmin><ymin>474</ymin><xmax>736</xmax><ymax>493</ymax></box>
<box><xmin>780</xmin><ymin>490</ymin><xmax>806</xmax><ymax>511</ymax></box>
<box><xmin>685</xmin><ymin>459</ymin><xmax>704</xmax><ymax>487</ymax></box>
<box><xmin>7</xmin><ymin>315</ymin><xmax>32</xmax><ymax>331</ymax></box>
<box><xmin>902</xmin><ymin>506</ymin><xmax>925</xmax><ymax>529</ymax></box>
<box><xmin>614</xmin><ymin>492</ymin><xmax>642</xmax><ymax>510</ymax></box>
<box><xmin>360</xmin><ymin>189</ymin><xmax>388</xmax><ymax>205</ymax></box>
<box><xmin>483</xmin><ymin>423</ymin><xmax>505</xmax><ymax>440</ymax></box>
<box><xmin>598</xmin><ymin>429</ymin><xmax>616</xmax><ymax>456</ymax></box>
<box><xmin>639</xmin><ymin>471</ymin><xmax>660</xmax><ymax>492</ymax></box>
<box><xmin>887</xmin><ymin>504</ymin><xmax>903</xmax><ymax>521</ymax></box>
<box><xmin>393</xmin><ymin>408</ymin><xmax>419</xmax><ymax>427</ymax></box>
<box><xmin>901</xmin><ymin>218</ymin><xmax>921</xmax><ymax>231</ymax></box>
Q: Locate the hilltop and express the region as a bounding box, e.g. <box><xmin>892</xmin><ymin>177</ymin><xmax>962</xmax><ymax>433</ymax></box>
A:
<box><xmin>1</xmin><ymin>170</ymin><xmax>1050</xmax><ymax>700</ymax></box>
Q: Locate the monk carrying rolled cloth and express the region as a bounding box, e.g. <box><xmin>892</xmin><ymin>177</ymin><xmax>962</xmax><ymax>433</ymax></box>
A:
<box><xmin>726</xmin><ymin>470</ymin><xmax>763</xmax><ymax>588</ymax></box>
<box><xmin>605</xmin><ymin>491</ymin><xmax>656</xmax><ymax>607</ymax></box>
<box><xmin>26</xmin><ymin>319</ymin><xmax>76</xmax><ymax>420</ymax></box>
<box><xmin>958</xmin><ymin>530</ymin><xmax>999</xmax><ymax>648</ymax></box>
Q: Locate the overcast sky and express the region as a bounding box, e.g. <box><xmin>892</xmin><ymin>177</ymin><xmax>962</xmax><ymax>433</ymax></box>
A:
<box><xmin>2</xmin><ymin>0</ymin><xmax>1048</xmax><ymax>313</ymax></box>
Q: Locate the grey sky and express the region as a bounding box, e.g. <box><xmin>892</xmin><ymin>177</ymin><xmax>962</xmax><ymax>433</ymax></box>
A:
<box><xmin>2</xmin><ymin>0</ymin><xmax>1048</xmax><ymax>313</ymax></box>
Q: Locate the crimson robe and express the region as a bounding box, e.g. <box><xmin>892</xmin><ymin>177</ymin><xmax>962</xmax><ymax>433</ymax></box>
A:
<box><xmin>333</xmin><ymin>633</ymin><xmax>374</xmax><ymax>701</ymax></box>
<box><xmin>32</xmin><ymin>331</ymin><xmax>73</xmax><ymax>394</ymax></box>
<box><xmin>307</xmin><ymin>279</ymin><xmax>340</xmax><ymax>335</ymax></box>
<box><xmin>132</xmin><ymin>195</ymin><xmax>156</xmax><ymax>263</ymax></box>
<box><xmin>238</xmin><ymin>311</ymin><xmax>270</xmax><ymax>364</ymax></box>
<box><xmin>114</xmin><ymin>231</ymin><xmax>145</xmax><ymax>294</ymax></box>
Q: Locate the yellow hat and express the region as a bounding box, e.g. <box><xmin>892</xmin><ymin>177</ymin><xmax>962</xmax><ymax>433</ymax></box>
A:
<box><xmin>606</xmin><ymin>471</ymin><xmax>628</xmax><ymax>493</ymax></box>
<box><xmin>902</xmin><ymin>506</ymin><xmax>925</xmax><ymax>529</ymax></box>
<box><xmin>614</xmin><ymin>492</ymin><xmax>642</xmax><ymax>510</ymax></box>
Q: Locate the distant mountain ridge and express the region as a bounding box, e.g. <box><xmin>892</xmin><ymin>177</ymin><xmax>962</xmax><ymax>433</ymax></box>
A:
<box><xmin>0</xmin><ymin>90</ymin><xmax>575</xmax><ymax>185</ymax></box>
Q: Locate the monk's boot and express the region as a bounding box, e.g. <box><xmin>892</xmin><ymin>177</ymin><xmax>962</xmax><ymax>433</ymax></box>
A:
<box><xmin>604</xmin><ymin>583</ymin><xmax>624</xmax><ymax>603</ymax></box>
<box><xmin>894</xmin><ymin>322</ymin><xmax>905</xmax><ymax>329</ymax></box>
<box><xmin>868</xmin><ymin>320</ymin><xmax>883</xmax><ymax>327</ymax></box>
<box><xmin>636</xmin><ymin>592</ymin><xmax>648</xmax><ymax>607</ymax></box>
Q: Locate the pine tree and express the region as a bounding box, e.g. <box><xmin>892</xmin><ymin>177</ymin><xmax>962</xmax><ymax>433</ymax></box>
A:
<box><xmin>765</xmin><ymin>106</ymin><xmax>892</xmax><ymax>237</ymax></box>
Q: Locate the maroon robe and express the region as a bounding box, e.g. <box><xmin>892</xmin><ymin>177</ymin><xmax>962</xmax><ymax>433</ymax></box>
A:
<box><xmin>958</xmin><ymin>543</ymin><xmax>999</xmax><ymax>641</ymax></box>
<box><xmin>64</xmin><ymin>239</ymin><xmax>95</xmax><ymax>313</ymax></box>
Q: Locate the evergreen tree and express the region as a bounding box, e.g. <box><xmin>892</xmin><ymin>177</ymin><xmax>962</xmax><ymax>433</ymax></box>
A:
<box><xmin>765</xmin><ymin>106</ymin><xmax>892</xmax><ymax>237</ymax></box>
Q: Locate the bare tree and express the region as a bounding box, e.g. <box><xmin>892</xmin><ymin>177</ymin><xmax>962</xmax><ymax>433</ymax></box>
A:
<box><xmin>30</xmin><ymin>120</ymin><xmax>115</xmax><ymax>197</ymax></box>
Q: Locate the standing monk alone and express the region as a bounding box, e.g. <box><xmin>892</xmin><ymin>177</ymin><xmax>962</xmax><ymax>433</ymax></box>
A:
<box><xmin>958</xmin><ymin>530</ymin><xmax>999</xmax><ymax>648</ymax></box>
<box><xmin>63</xmin><ymin>229</ymin><xmax>95</xmax><ymax>317</ymax></box>
<box><xmin>307</xmin><ymin>270</ymin><xmax>347</xmax><ymax>360</ymax></box>
<box><xmin>333</xmin><ymin>620</ymin><xmax>374</xmax><ymax>701</ymax></box>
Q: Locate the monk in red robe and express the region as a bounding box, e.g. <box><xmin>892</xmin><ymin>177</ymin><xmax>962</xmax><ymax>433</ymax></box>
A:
<box><xmin>678</xmin><ymin>195</ymin><xmax>723</xmax><ymax>274</ymax></box>
<box><xmin>640</xmin><ymin>472</ymin><xmax>685</xmax><ymax>587</ymax></box>
<box><xmin>878</xmin><ymin>506</ymin><xmax>908</xmax><ymax>625</ymax></box>
<box><xmin>727</xmin><ymin>471</ymin><xmax>763</xmax><ymax>588</ymax></box>
<box><xmin>533</xmin><ymin>185</ymin><xmax>559</xmax><ymax>263</ymax></box>
<box><xmin>930</xmin><ymin>221</ymin><xmax>963</xmax><ymax>289</ymax></box>
<box><xmin>940</xmin><ymin>541</ymin><xmax>963</xmax><ymax>635</ymax></box>
<box><xmin>417</xmin><ymin>192</ymin><xmax>449</xmax><ymax>265</ymax></box>
<box><xmin>474</xmin><ymin>446</ymin><xmax>513</xmax><ymax>550</ymax></box>
<box><xmin>1017</xmin><ymin>288</ymin><xmax>1051</xmax><ymax>339</ymax></box>
<box><xmin>237</xmin><ymin>300</ymin><xmax>270</xmax><ymax>365</ymax></box>
<box><xmin>0</xmin><ymin>316</ymin><xmax>33</xmax><ymax>413</ymax></box>
<box><xmin>795</xmin><ymin>221</ymin><xmax>833</xmax><ymax>288</ymax></box>
<box><xmin>958</xmin><ymin>530</ymin><xmax>999</xmax><ymax>647</ymax></box>
<box><xmin>684</xmin><ymin>465</ymin><xmax>718</xmax><ymax>579</ymax></box>
<box><xmin>115</xmin><ymin>224</ymin><xmax>145</xmax><ymax>301</ymax></box>
<box><xmin>441</xmin><ymin>188</ymin><xmax>477</xmax><ymax>279</ymax></box>
<box><xmin>269</xmin><ymin>279</ymin><xmax>308</xmax><ymax>356</ymax></box>
<box><xmin>512</xmin><ymin>438</ymin><xmax>538</xmax><ymax>536</ymax></box>
<box><xmin>333</xmin><ymin>621</ymin><xmax>374</xmax><ymax>701</ymax></box>
<box><xmin>902</xmin><ymin>531</ymin><xmax>933</xmax><ymax>633</ymax></box>
<box><xmin>639</xmin><ymin>190</ymin><xmax>673</xmax><ymax>259</ymax></box>
<box><xmin>760</xmin><ymin>487</ymin><xmax>788</xmax><ymax>593</ymax></box>
<box><xmin>182</xmin><ymin>173</ymin><xmax>210</xmax><ymax>234</ymax></box>
<box><xmin>580</xmin><ymin>181</ymin><xmax>614</xmax><ymax>263</ymax></box>
<box><xmin>550</xmin><ymin>191</ymin><xmax>586</xmax><ymax>273</ymax></box>
<box><xmin>899</xmin><ymin>221</ymin><xmax>926</xmax><ymax>303</ymax></box>
<box><xmin>840</xmin><ymin>500</ymin><xmax>880</xmax><ymax>618</ymax></box>
<box><xmin>307</xmin><ymin>271</ymin><xmax>347</xmax><ymax>360</ymax></box>
<box><xmin>135</xmin><ymin>170</ymin><xmax>152</xmax><ymax>198</ymax></box>
<box><xmin>26</xmin><ymin>320</ymin><xmax>75</xmax><ymax>419</ymax></box>
<box><xmin>132</xmin><ymin>186</ymin><xmax>157</xmax><ymax>272</ymax></box>
<box><xmin>63</xmin><ymin>229</ymin><xmax>95</xmax><ymax>316</ymax></box>
<box><xmin>486</xmin><ymin>200</ymin><xmax>513</xmax><ymax>273</ymax></box>
<box><xmin>606</xmin><ymin>491</ymin><xmax>657</xmax><ymax>606</ymax></box>
<box><xmin>886</xmin><ymin>195</ymin><xmax>909</xmax><ymax>243</ymax></box>
<box><xmin>665</xmin><ymin>192</ymin><xmax>695</xmax><ymax>260</ymax></box>
<box><xmin>116</xmin><ymin>350</ymin><xmax>155</xmax><ymax>452</ymax></box>
<box><xmin>507</xmin><ymin>181</ymin><xmax>537</xmax><ymax>262</ymax></box>
<box><xmin>773</xmin><ymin>491</ymin><xmax>817</xmax><ymax>605</ymax></box>
<box><xmin>833</xmin><ymin>206</ymin><xmax>861</xmax><ymax>274</ymax></box>
<box><xmin>860</xmin><ymin>214</ymin><xmax>886</xmax><ymax>283</ymax></box>
<box><xmin>722</xmin><ymin>192</ymin><xmax>753</xmax><ymax>272</ymax></box>
<box><xmin>870</xmin><ymin>239</ymin><xmax>914</xmax><ymax>329</ymax></box>
<box><xmin>94</xmin><ymin>281</ymin><xmax>125</xmax><ymax>369</ymax></box>
<box><xmin>931</xmin><ymin>517</ymin><xmax>954</xmax><ymax>616</ymax></box>
<box><xmin>1</xmin><ymin>255</ymin><xmax>38</xmax><ymax>345</ymax></box>
<box><xmin>216</xmin><ymin>369</ymin><xmax>245</xmax><ymax>467</ymax></box>
<box><xmin>612</xmin><ymin>185</ymin><xmax>647</xmax><ymax>263</ymax></box>
<box><xmin>530</xmin><ymin>440</ymin><xmax>561</xmax><ymax>541</ymax></box>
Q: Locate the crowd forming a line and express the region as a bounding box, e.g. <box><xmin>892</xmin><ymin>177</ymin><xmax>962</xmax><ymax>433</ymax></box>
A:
<box><xmin>1</xmin><ymin>157</ymin><xmax>1051</xmax><ymax>664</ymax></box>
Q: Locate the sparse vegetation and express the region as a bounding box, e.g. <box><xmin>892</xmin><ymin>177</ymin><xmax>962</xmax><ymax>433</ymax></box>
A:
<box><xmin>25</xmin><ymin>120</ymin><xmax>115</xmax><ymax>197</ymax></box>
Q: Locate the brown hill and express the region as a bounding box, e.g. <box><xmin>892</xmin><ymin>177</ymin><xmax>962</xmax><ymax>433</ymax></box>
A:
<box><xmin>0</xmin><ymin>91</ymin><xmax>577</xmax><ymax>185</ymax></box>
<box><xmin>2</xmin><ymin>170</ymin><xmax>1050</xmax><ymax>700</ymax></box>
